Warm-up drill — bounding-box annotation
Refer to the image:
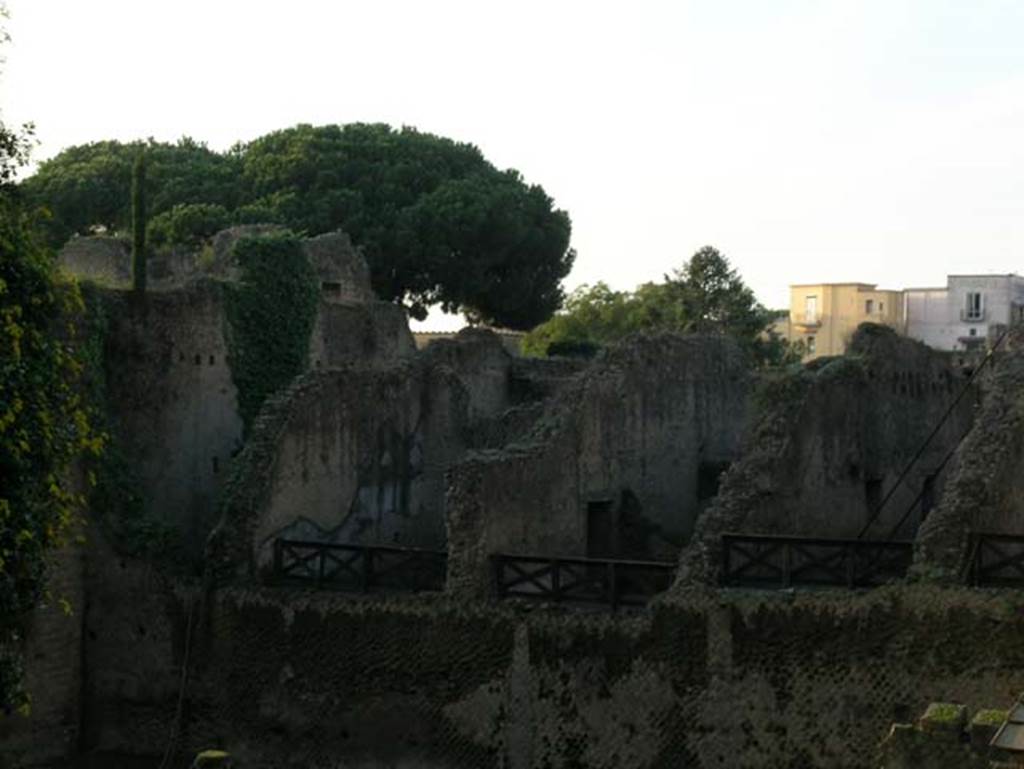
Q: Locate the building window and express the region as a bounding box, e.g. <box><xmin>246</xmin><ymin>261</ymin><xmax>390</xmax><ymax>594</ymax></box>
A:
<box><xmin>879</xmin><ymin>301</ymin><xmax>884</xmax><ymax>313</ymax></box>
<box><xmin>865</xmin><ymin>299</ymin><xmax>874</xmax><ymax>314</ymax></box>
<box><xmin>969</xmin><ymin>328</ymin><xmax>977</xmax><ymax>337</ymax></box>
<box><xmin>806</xmin><ymin>335</ymin><xmax>816</xmax><ymax>355</ymax></box>
<box><xmin>965</xmin><ymin>292</ymin><xmax>983</xmax><ymax>321</ymax></box>
<box><xmin>805</xmin><ymin>295</ymin><xmax>818</xmax><ymax>322</ymax></box>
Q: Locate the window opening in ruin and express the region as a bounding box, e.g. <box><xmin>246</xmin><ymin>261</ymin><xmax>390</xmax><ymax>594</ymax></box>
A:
<box><xmin>212</xmin><ymin>456</ymin><xmax>219</xmax><ymax>475</ymax></box>
<box><xmin>586</xmin><ymin>500</ymin><xmax>615</xmax><ymax>559</ymax></box>
<box><xmin>965</xmin><ymin>292</ymin><xmax>983</xmax><ymax>320</ymax></box>
<box><xmin>806</xmin><ymin>335</ymin><xmax>816</xmax><ymax>354</ymax></box>
<box><xmin>865</xmin><ymin>299</ymin><xmax>874</xmax><ymax>314</ymax></box>
<box><xmin>698</xmin><ymin>462</ymin><xmax>730</xmax><ymax>502</ymax></box>
<box><xmin>920</xmin><ymin>473</ymin><xmax>937</xmax><ymax>520</ymax></box>
<box><xmin>194</xmin><ymin>354</ymin><xmax>201</xmax><ymax>365</ymax></box>
<box><xmin>322</xmin><ymin>281</ymin><xmax>342</xmax><ymax>297</ymax></box>
<box><xmin>209</xmin><ymin>355</ymin><xmax>216</xmax><ymax>364</ymax></box>
<box><xmin>865</xmin><ymin>478</ymin><xmax>883</xmax><ymax>523</ymax></box>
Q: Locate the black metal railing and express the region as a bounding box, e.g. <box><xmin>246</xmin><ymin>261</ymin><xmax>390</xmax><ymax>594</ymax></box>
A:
<box><xmin>968</xmin><ymin>533</ymin><xmax>1024</xmax><ymax>587</ymax></box>
<box><xmin>721</xmin><ymin>533</ymin><xmax>913</xmax><ymax>589</ymax></box>
<box><xmin>272</xmin><ymin>539</ymin><xmax>447</xmax><ymax>592</ymax></box>
<box><xmin>491</xmin><ymin>553</ymin><xmax>675</xmax><ymax>610</ymax></box>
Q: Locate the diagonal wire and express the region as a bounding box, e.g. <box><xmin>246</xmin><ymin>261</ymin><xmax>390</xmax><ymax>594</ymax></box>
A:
<box><xmin>856</xmin><ymin>325</ymin><xmax>1011</xmax><ymax>540</ymax></box>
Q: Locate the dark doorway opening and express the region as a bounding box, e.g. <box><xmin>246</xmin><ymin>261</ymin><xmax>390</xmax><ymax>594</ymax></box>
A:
<box><xmin>697</xmin><ymin>462</ymin><xmax>731</xmax><ymax>503</ymax></box>
<box><xmin>586</xmin><ymin>500</ymin><xmax>615</xmax><ymax>559</ymax></box>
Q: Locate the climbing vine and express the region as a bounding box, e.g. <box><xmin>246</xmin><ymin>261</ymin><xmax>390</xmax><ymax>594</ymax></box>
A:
<box><xmin>76</xmin><ymin>286</ymin><xmax>174</xmax><ymax>563</ymax></box>
<box><xmin>224</xmin><ymin>233</ymin><xmax>319</xmax><ymax>433</ymax></box>
<box><xmin>0</xmin><ymin>190</ymin><xmax>101</xmax><ymax>713</ymax></box>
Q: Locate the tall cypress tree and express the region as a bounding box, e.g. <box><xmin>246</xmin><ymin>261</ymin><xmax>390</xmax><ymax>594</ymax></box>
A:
<box><xmin>131</xmin><ymin>151</ymin><xmax>146</xmax><ymax>295</ymax></box>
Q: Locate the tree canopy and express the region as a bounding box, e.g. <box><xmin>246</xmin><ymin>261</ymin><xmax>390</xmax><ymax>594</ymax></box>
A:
<box><xmin>21</xmin><ymin>124</ymin><xmax>575</xmax><ymax>329</ymax></box>
<box><xmin>522</xmin><ymin>246</ymin><xmax>797</xmax><ymax>365</ymax></box>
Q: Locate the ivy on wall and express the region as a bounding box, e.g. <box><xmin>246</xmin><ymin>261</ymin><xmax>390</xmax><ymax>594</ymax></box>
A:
<box><xmin>77</xmin><ymin>286</ymin><xmax>175</xmax><ymax>563</ymax></box>
<box><xmin>224</xmin><ymin>233</ymin><xmax>320</xmax><ymax>433</ymax></box>
<box><xmin>0</xmin><ymin>206</ymin><xmax>100</xmax><ymax>713</ymax></box>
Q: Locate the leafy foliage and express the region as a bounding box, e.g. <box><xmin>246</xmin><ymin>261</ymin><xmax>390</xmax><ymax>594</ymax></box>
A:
<box><xmin>224</xmin><ymin>234</ymin><xmax>320</xmax><ymax>433</ymax></box>
<box><xmin>0</xmin><ymin>121</ymin><xmax>99</xmax><ymax>712</ymax></box>
<box><xmin>523</xmin><ymin>246</ymin><xmax>800</xmax><ymax>365</ymax></box>
<box><xmin>22</xmin><ymin>124</ymin><xmax>574</xmax><ymax>329</ymax></box>
<box><xmin>148</xmin><ymin>202</ymin><xmax>231</xmax><ymax>248</ymax></box>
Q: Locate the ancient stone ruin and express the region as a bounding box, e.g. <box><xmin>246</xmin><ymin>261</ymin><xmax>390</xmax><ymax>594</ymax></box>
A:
<box><xmin>6</xmin><ymin>229</ymin><xmax>1024</xmax><ymax>768</ymax></box>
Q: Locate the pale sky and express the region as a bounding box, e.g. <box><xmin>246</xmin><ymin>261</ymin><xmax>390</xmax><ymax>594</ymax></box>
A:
<box><xmin>4</xmin><ymin>0</ymin><xmax>1024</xmax><ymax>328</ymax></box>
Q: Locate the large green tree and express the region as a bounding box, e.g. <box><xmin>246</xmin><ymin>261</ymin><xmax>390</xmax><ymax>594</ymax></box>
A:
<box><xmin>22</xmin><ymin>137</ymin><xmax>240</xmax><ymax>248</ymax></box>
<box><xmin>523</xmin><ymin>246</ymin><xmax>796</xmax><ymax>365</ymax></box>
<box><xmin>22</xmin><ymin>123</ymin><xmax>575</xmax><ymax>329</ymax></box>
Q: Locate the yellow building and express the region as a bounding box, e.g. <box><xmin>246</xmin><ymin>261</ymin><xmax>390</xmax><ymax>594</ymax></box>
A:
<box><xmin>785</xmin><ymin>283</ymin><xmax>905</xmax><ymax>359</ymax></box>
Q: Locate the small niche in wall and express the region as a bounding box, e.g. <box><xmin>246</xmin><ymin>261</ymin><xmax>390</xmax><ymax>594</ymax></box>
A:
<box><xmin>865</xmin><ymin>478</ymin><xmax>883</xmax><ymax>519</ymax></box>
<box><xmin>178</xmin><ymin>351</ymin><xmax>185</xmax><ymax>362</ymax></box>
<box><xmin>321</xmin><ymin>280</ymin><xmax>342</xmax><ymax>298</ymax></box>
<box><xmin>920</xmin><ymin>474</ymin><xmax>937</xmax><ymax>521</ymax></box>
<box><xmin>212</xmin><ymin>456</ymin><xmax>219</xmax><ymax>475</ymax></box>
<box><xmin>209</xmin><ymin>355</ymin><xmax>215</xmax><ymax>365</ymax></box>
<box><xmin>194</xmin><ymin>354</ymin><xmax>201</xmax><ymax>365</ymax></box>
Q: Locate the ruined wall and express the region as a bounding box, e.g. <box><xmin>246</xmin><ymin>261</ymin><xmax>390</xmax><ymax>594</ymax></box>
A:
<box><xmin>63</xmin><ymin>583</ymin><xmax>1024</xmax><ymax>769</ymax></box>
<box><xmin>209</xmin><ymin>363</ymin><xmax>467</xmax><ymax>579</ymax></box>
<box><xmin>0</xmin><ymin>532</ymin><xmax>85</xmax><ymax>767</ymax></box>
<box><xmin>101</xmin><ymin>282</ymin><xmax>246</xmax><ymax>559</ymax></box>
<box><xmin>447</xmin><ymin>333</ymin><xmax>752</xmax><ymax>598</ymax></box>
<box><xmin>679</xmin><ymin>325</ymin><xmax>973</xmax><ymax>585</ymax></box>
<box><xmin>914</xmin><ymin>326</ymin><xmax>1024</xmax><ymax>579</ymax></box>
<box><xmin>88</xmin><ymin>229</ymin><xmax>413</xmax><ymax>562</ymax></box>
<box><xmin>207</xmin><ymin>329</ymin><xmax>543</xmax><ymax>580</ymax></box>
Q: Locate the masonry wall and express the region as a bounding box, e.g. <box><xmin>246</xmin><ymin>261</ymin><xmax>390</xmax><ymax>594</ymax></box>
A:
<box><xmin>0</xmin><ymin>531</ymin><xmax>85</xmax><ymax>767</ymax></box>
<box><xmin>63</xmin><ymin>582</ymin><xmax>1024</xmax><ymax>769</ymax></box>
<box><xmin>446</xmin><ymin>333</ymin><xmax>753</xmax><ymax>598</ymax></box>
<box><xmin>914</xmin><ymin>327</ymin><xmax>1024</xmax><ymax>579</ymax></box>
<box><xmin>679</xmin><ymin>325</ymin><xmax>974</xmax><ymax>585</ymax></box>
<box><xmin>102</xmin><ymin>283</ymin><xmax>245</xmax><ymax>559</ymax></box>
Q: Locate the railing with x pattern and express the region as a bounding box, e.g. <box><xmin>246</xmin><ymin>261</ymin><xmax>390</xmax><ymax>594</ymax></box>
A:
<box><xmin>967</xmin><ymin>533</ymin><xmax>1024</xmax><ymax>587</ymax></box>
<box><xmin>720</xmin><ymin>533</ymin><xmax>913</xmax><ymax>589</ymax></box>
<box><xmin>272</xmin><ymin>539</ymin><xmax>447</xmax><ymax>592</ymax></box>
<box><xmin>491</xmin><ymin>553</ymin><xmax>676</xmax><ymax>610</ymax></box>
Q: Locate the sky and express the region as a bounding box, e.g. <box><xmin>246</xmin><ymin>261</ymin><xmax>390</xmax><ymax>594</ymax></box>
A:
<box><xmin>4</xmin><ymin>0</ymin><xmax>1024</xmax><ymax>329</ymax></box>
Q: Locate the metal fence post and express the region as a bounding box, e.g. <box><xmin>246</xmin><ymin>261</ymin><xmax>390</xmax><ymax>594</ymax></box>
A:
<box><xmin>781</xmin><ymin>543</ymin><xmax>792</xmax><ymax>589</ymax></box>
<box><xmin>363</xmin><ymin>548</ymin><xmax>373</xmax><ymax>592</ymax></box>
<box><xmin>273</xmin><ymin>539</ymin><xmax>283</xmax><ymax>582</ymax></box>
<box><xmin>608</xmin><ymin>561</ymin><xmax>618</xmax><ymax>612</ymax></box>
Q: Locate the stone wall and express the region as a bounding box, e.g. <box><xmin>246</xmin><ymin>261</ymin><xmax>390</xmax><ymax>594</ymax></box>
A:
<box><xmin>206</xmin><ymin>328</ymin><xmax>577</xmax><ymax>581</ymax></box>
<box><xmin>914</xmin><ymin>326</ymin><xmax>1024</xmax><ymax>580</ymax></box>
<box><xmin>208</xmin><ymin>360</ymin><xmax>470</xmax><ymax>578</ymax></box>
<box><xmin>0</xmin><ymin>529</ymin><xmax>85</xmax><ymax>767</ymax></box>
<box><xmin>59</xmin><ymin>581</ymin><xmax>1024</xmax><ymax>769</ymax></box>
<box><xmin>447</xmin><ymin>333</ymin><xmax>753</xmax><ymax>598</ymax></box>
<box><xmin>101</xmin><ymin>282</ymin><xmax>246</xmax><ymax>559</ymax></box>
<box><xmin>679</xmin><ymin>325</ymin><xmax>974</xmax><ymax>585</ymax></box>
<box><xmin>89</xmin><ymin>230</ymin><xmax>413</xmax><ymax>563</ymax></box>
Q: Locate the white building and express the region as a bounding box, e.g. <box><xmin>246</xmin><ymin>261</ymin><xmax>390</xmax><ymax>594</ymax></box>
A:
<box><xmin>904</xmin><ymin>274</ymin><xmax>1024</xmax><ymax>351</ymax></box>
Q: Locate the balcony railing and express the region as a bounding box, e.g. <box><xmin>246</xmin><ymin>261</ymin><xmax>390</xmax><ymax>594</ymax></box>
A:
<box><xmin>960</xmin><ymin>308</ymin><xmax>986</xmax><ymax>323</ymax></box>
<box><xmin>795</xmin><ymin>312</ymin><xmax>821</xmax><ymax>327</ymax></box>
